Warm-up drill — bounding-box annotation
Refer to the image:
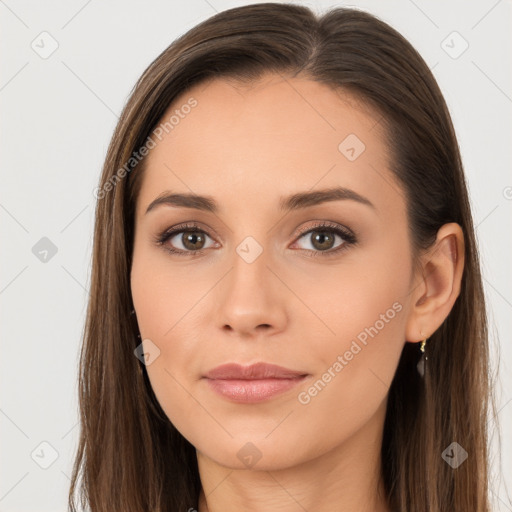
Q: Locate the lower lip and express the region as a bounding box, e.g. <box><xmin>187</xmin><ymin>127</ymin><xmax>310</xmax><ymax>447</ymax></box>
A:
<box><xmin>204</xmin><ymin>376</ymin><xmax>308</xmax><ymax>403</ymax></box>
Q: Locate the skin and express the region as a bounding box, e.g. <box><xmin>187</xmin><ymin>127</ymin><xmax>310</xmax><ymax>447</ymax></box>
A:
<box><xmin>130</xmin><ymin>73</ymin><xmax>464</xmax><ymax>512</ymax></box>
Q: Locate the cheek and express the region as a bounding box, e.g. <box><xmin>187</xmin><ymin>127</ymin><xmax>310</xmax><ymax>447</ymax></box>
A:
<box><xmin>130</xmin><ymin>236</ymin><xmax>214</xmax><ymax>344</ymax></box>
<box><xmin>130</xmin><ymin>244</ymin><xmax>221</xmax><ymax>442</ymax></box>
<box><xmin>282</xmin><ymin>253</ymin><xmax>410</xmax><ymax>458</ymax></box>
<box><xmin>303</xmin><ymin>265</ymin><xmax>408</xmax><ymax>370</ymax></box>
<box><xmin>291</xmin><ymin>232</ymin><xmax>411</xmax><ymax>351</ymax></box>
<box><xmin>299</xmin><ymin>230</ymin><xmax>409</xmax><ymax>364</ymax></box>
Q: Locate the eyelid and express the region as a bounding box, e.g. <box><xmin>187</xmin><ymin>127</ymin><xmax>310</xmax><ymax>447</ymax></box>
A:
<box><xmin>293</xmin><ymin>220</ymin><xmax>353</xmax><ymax>237</ymax></box>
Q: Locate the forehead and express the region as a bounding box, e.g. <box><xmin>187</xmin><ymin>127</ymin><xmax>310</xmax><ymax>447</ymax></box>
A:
<box><xmin>136</xmin><ymin>74</ymin><xmax>400</xmax><ymax>218</ymax></box>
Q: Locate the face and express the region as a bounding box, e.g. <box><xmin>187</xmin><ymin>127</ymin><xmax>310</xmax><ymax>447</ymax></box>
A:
<box><xmin>130</xmin><ymin>74</ymin><xmax>416</xmax><ymax>470</ymax></box>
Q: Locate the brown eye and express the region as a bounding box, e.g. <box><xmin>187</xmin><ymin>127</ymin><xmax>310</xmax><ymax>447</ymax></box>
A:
<box><xmin>179</xmin><ymin>231</ymin><xmax>207</xmax><ymax>251</ymax></box>
<box><xmin>308</xmin><ymin>231</ymin><xmax>336</xmax><ymax>251</ymax></box>
<box><xmin>296</xmin><ymin>229</ymin><xmax>341</xmax><ymax>252</ymax></box>
<box><xmin>156</xmin><ymin>224</ymin><xmax>217</xmax><ymax>256</ymax></box>
<box><xmin>292</xmin><ymin>223</ymin><xmax>357</xmax><ymax>257</ymax></box>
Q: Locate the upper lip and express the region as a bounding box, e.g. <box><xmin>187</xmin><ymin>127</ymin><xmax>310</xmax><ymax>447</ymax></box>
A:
<box><xmin>203</xmin><ymin>362</ymin><xmax>308</xmax><ymax>380</ymax></box>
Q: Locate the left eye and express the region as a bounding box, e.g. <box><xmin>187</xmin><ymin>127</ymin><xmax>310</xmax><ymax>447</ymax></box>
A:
<box><xmin>292</xmin><ymin>226</ymin><xmax>354</xmax><ymax>253</ymax></box>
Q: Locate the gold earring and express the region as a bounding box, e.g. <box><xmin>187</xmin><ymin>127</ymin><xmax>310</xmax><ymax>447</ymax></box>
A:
<box><xmin>417</xmin><ymin>335</ymin><xmax>428</xmax><ymax>377</ymax></box>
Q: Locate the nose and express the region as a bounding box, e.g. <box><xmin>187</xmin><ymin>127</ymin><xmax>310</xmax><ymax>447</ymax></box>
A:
<box><xmin>216</xmin><ymin>249</ymin><xmax>288</xmax><ymax>338</ymax></box>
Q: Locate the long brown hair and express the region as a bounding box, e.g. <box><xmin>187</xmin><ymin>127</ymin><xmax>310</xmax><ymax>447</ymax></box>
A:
<box><xmin>68</xmin><ymin>3</ymin><xmax>497</xmax><ymax>511</ymax></box>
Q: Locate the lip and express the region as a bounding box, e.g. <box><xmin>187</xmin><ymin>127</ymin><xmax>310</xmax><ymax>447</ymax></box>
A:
<box><xmin>203</xmin><ymin>362</ymin><xmax>309</xmax><ymax>403</ymax></box>
<box><xmin>204</xmin><ymin>362</ymin><xmax>307</xmax><ymax>380</ymax></box>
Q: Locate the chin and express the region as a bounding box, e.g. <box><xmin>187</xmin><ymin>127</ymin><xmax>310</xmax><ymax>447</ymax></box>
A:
<box><xmin>193</xmin><ymin>430</ymin><xmax>316</xmax><ymax>471</ymax></box>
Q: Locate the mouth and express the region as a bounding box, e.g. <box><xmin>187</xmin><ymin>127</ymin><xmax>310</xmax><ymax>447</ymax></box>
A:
<box><xmin>202</xmin><ymin>362</ymin><xmax>309</xmax><ymax>403</ymax></box>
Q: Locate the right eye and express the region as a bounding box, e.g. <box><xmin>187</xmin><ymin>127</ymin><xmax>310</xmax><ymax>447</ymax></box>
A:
<box><xmin>156</xmin><ymin>222</ymin><xmax>218</xmax><ymax>256</ymax></box>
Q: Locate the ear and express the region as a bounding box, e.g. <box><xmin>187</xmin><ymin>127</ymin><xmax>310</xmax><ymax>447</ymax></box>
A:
<box><xmin>405</xmin><ymin>222</ymin><xmax>465</xmax><ymax>343</ymax></box>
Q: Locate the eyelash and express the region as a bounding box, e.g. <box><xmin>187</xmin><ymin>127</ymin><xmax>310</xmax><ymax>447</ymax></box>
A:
<box><xmin>154</xmin><ymin>221</ymin><xmax>357</xmax><ymax>258</ymax></box>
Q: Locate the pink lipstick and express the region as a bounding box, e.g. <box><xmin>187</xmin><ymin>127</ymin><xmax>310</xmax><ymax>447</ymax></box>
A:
<box><xmin>203</xmin><ymin>362</ymin><xmax>308</xmax><ymax>403</ymax></box>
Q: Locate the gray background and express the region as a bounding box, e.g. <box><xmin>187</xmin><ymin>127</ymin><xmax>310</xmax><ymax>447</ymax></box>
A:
<box><xmin>1</xmin><ymin>0</ymin><xmax>511</xmax><ymax>510</ymax></box>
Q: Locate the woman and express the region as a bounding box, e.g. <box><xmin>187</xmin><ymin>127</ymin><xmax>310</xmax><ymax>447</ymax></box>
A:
<box><xmin>69</xmin><ymin>3</ymin><xmax>496</xmax><ymax>511</ymax></box>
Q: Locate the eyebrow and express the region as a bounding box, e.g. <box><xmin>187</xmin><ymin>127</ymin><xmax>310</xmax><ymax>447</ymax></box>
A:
<box><xmin>145</xmin><ymin>186</ymin><xmax>375</xmax><ymax>215</ymax></box>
